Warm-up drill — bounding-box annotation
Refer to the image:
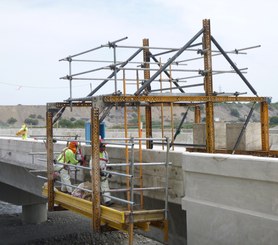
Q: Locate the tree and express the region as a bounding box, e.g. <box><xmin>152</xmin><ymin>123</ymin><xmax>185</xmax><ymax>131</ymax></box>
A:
<box><xmin>73</xmin><ymin>119</ymin><xmax>85</xmax><ymax>128</ymax></box>
<box><xmin>7</xmin><ymin>117</ymin><xmax>17</xmax><ymax>125</ymax></box>
<box><xmin>24</xmin><ymin>118</ymin><xmax>39</xmax><ymax>125</ymax></box>
<box><xmin>230</xmin><ymin>108</ymin><xmax>240</xmax><ymax>118</ymax></box>
<box><xmin>270</xmin><ymin>116</ymin><xmax>278</xmax><ymax>126</ymax></box>
<box><xmin>58</xmin><ymin>118</ymin><xmax>73</xmax><ymax>128</ymax></box>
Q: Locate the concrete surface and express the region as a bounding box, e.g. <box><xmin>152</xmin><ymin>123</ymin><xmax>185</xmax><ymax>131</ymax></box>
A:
<box><xmin>226</xmin><ymin>122</ymin><xmax>262</xmax><ymax>151</ymax></box>
<box><xmin>3</xmin><ymin>130</ymin><xmax>278</xmax><ymax>244</ymax></box>
<box><xmin>193</xmin><ymin>122</ymin><xmax>226</xmax><ymax>149</ymax></box>
<box><xmin>182</xmin><ymin>152</ymin><xmax>278</xmax><ymax>245</ymax></box>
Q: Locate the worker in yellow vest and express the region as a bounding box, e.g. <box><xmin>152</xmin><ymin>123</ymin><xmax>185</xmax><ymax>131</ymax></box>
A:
<box><xmin>16</xmin><ymin>123</ymin><xmax>28</xmax><ymax>140</ymax></box>
<box><xmin>54</xmin><ymin>141</ymin><xmax>80</xmax><ymax>194</ymax></box>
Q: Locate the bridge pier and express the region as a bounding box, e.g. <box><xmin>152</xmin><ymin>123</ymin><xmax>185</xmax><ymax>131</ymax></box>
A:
<box><xmin>22</xmin><ymin>203</ymin><xmax>47</xmax><ymax>224</ymax></box>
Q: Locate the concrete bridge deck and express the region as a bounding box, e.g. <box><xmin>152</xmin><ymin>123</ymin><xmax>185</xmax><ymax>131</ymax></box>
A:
<box><xmin>1</xmin><ymin>136</ymin><xmax>278</xmax><ymax>244</ymax></box>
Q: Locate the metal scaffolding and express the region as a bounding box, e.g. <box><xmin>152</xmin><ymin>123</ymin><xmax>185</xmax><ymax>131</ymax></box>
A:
<box><xmin>45</xmin><ymin>19</ymin><xmax>272</xmax><ymax>245</ymax></box>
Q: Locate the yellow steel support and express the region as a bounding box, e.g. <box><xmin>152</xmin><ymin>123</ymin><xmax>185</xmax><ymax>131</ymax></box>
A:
<box><xmin>103</xmin><ymin>95</ymin><xmax>266</xmax><ymax>103</ymax></box>
<box><xmin>46</xmin><ymin>109</ymin><xmax>54</xmax><ymax>211</ymax></box>
<box><xmin>50</xmin><ymin>102</ymin><xmax>92</xmax><ymax>108</ymax></box>
<box><xmin>91</xmin><ymin>107</ymin><xmax>101</xmax><ymax>231</ymax></box>
<box><xmin>261</xmin><ymin>101</ymin><xmax>270</xmax><ymax>152</ymax></box>
<box><xmin>143</xmin><ymin>38</ymin><xmax>153</xmax><ymax>149</ymax></box>
<box><xmin>203</xmin><ymin>19</ymin><xmax>215</xmax><ymax>153</ymax></box>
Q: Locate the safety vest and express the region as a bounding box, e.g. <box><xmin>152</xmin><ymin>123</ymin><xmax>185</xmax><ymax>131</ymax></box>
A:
<box><xmin>21</xmin><ymin>125</ymin><xmax>28</xmax><ymax>140</ymax></box>
<box><xmin>99</xmin><ymin>151</ymin><xmax>109</xmax><ymax>171</ymax></box>
<box><xmin>56</xmin><ymin>148</ymin><xmax>78</xmax><ymax>165</ymax></box>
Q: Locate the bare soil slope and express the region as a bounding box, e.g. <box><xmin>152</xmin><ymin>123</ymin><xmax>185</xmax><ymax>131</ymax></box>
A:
<box><xmin>0</xmin><ymin>103</ymin><xmax>277</xmax><ymax>128</ymax></box>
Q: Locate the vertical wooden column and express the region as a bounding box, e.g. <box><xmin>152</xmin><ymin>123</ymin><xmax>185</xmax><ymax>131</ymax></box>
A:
<box><xmin>194</xmin><ymin>105</ymin><xmax>201</xmax><ymax>123</ymax></box>
<box><xmin>203</xmin><ymin>19</ymin><xmax>215</xmax><ymax>153</ymax></box>
<box><xmin>46</xmin><ymin>108</ymin><xmax>54</xmax><ymax>211</ymax></box>
<box><xmin>91</xmin><ymin>107</ymin><xmax>101</xmax><ymax>231</ymax></box>
<box><xmin>261</xmin><ymin>101</ymin><xmax>269</xmax><ymax>152</ymax></box>
<box><xmin>163</xmin><ymin>220</ymin><xmax>169</xmax><ymax>244</ymax></box>
<box><xmin>143</xmin><ymin>38</ymin><xmax>153</xmax><ymax>149</ymax></box>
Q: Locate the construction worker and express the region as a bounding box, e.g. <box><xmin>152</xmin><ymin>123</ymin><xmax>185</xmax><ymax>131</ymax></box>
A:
<box><xmin>16</xmin><ymin>123</ymin><xmax>28</xmax><ymax>140</ymax></box>
<box><xmin>99</xmin><ymin>142</ymin><xmax>113</xmax><ymax>206</ymax></box>
<box><xmin>90</xmin><ymin>142</ymin><xmax>113</xmax><ymax>206</ymax></box>
<box><xmin>54</xmin><ymin>141</ymin><xmax>80</xmax><ymax>194</ymax></box>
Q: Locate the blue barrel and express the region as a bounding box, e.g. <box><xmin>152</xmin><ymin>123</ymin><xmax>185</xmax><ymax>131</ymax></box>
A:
<box><xmin>85</xmin><ymin>122</ymin><xmax>105</xmax><ymax>144</ymax></box>
<box><xmin>100</xmin><ymin>122</ymin><xmax>105</xmax><ymax>139</ymax></box>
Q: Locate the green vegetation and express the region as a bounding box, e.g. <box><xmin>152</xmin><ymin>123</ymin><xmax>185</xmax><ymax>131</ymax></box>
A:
<box><xmin>29</xmin><ymin>114</ymin><xmax>36</xmax><ymax>119</ymax></box>
<box><xmin>270</xmin><ymin>116</ymin><xmax>278</xmax><ymax>126</ymax></box>
<box><xmin>57</xmin><ymin>118</ymin><xmax>86</xmax><ymax>128</ymax></box>
<box><xmin>230</xmin><ymin>108</ymin><xmax>240</xmax><ymax>118</ymax></box>
<box><xmin>7</xmin><ymin>117</ymin><xmax>17</xmax><ymax>125</ymax></box>
<box><xmin>24</xmin><ymin>118</ymin><xmax>39</xmax><ymax>126</ymax></box>
<box><xmin>37</xmin><ymin>115</ymin><xmax>44</xmax><ymax>120</ymax></box>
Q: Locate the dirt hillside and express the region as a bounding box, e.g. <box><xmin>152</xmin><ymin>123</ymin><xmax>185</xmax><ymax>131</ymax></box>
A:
<box><xmin>0</xmin><ymin>103</ymin><xmax>277</xmax><ymax>128</ymax></box>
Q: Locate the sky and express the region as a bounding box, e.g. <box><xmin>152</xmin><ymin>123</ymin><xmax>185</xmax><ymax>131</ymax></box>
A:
<box><xmin>0</xmin><ymin>0</ymin><xmax>277</xmax><ymax>105</ymax></box>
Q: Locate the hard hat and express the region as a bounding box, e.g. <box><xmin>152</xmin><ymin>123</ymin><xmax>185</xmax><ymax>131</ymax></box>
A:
<box><xmin>69</xmin><ymin>141</ymin><xmax>78</xmax><ymax>148</ymax></box>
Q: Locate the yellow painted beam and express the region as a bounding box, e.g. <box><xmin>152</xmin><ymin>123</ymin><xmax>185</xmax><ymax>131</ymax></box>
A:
<box><xmin>125</xmin><ymin>209</ymin><xmax>165</xmax><ymax>223</ymax></box>
<box><xmin>103</xmin><ymin>95</ymin><xmax>266</xmax><ymax>103</ymax></box>
<box><xmin>42</xmin><ymin>185</ymin><xmax>164</xmax><ymax>229</ymax></box>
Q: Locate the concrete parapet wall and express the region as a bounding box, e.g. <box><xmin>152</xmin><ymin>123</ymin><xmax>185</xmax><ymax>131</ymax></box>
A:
<box><xmin>181</xmin><ymin>152</ymin><xmax>278</xmax><ymax>245</ymax></box>
<box><xmin>0</xmin><ymin>137</ymin><xmax>185</xmax><ymax>205</ymax></box>
<box><xmin>193</xmin><ymin>123</ymin><xmax>226</xmax><ymax>149</ymax></box>
<box><xmin>0</xmin><ymin>137</ymin><xmax>68</xmax><ymax>169</ymax></box>
<box><xmin>0</xmin><ymin>128</ymin><xmax>193</xmax><ymax>145</ymax></box>
<box><xmin>107</xmin><ymin>146</ymin><xmax>185</xmax><ymax>204</ymax></box>
<box><xmin>226</xmin><ymin>122</ymin><xmax>262</xmax><ymax>151</ymax></box>
<box><xmin>0</xmin><ymin>137</ymin><xmax>47</xmax><ymax>168</ymax></box>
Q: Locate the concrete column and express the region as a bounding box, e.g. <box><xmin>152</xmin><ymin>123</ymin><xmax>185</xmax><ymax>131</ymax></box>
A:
<box><xmin>22</xmin><ymin>203</ymin><xmax>47</xmax><ymax>224</ymax></box>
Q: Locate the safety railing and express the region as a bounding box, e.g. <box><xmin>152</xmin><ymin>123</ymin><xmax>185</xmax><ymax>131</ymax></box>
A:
<box><xmin>39</xmin><ymin>136</ymin><xmax>171</xmax><ymax>222</ymax></box>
